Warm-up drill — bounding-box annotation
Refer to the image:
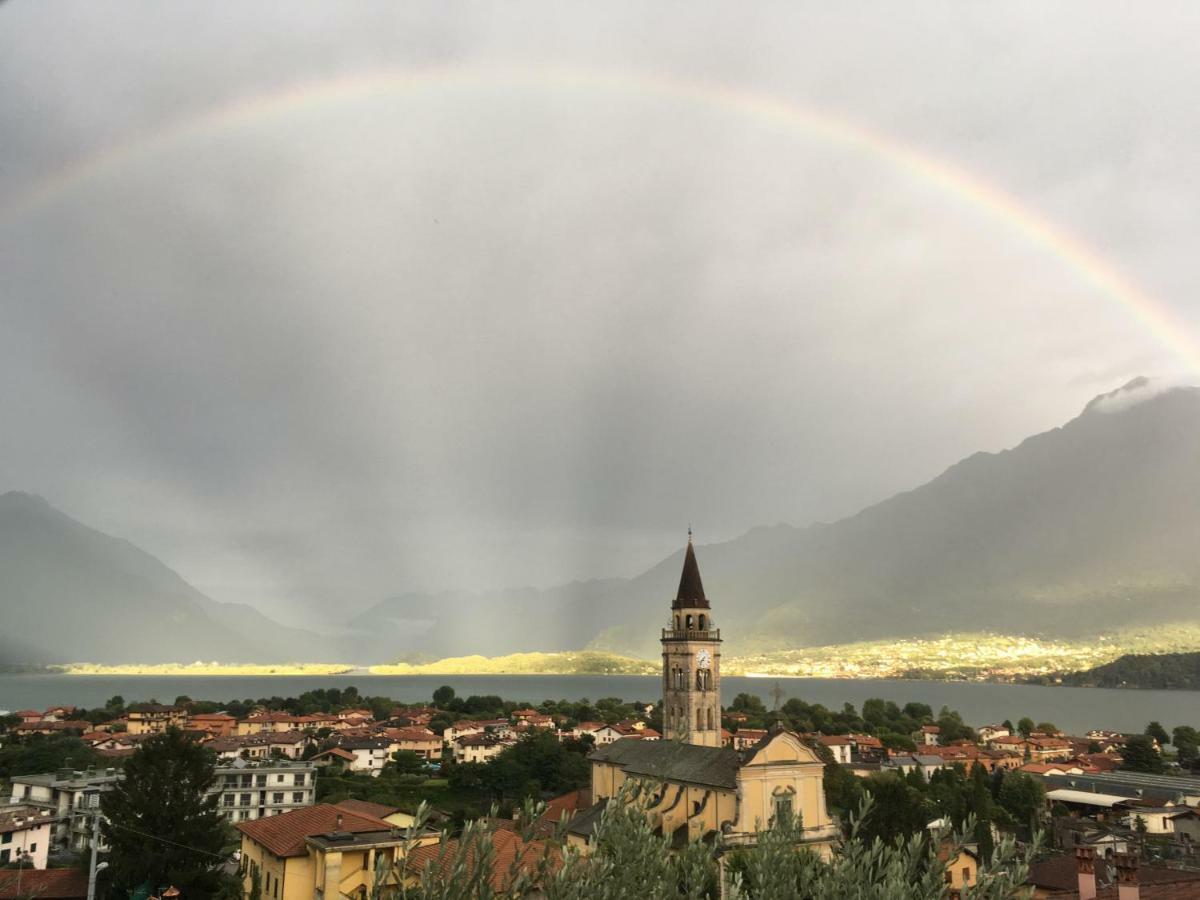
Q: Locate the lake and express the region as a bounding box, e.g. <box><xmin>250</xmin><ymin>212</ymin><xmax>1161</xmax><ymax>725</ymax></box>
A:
<box><xmin>2</xmin><ymin>673</ymin><xmax>1199</xmax><ymax>734</ymax></box>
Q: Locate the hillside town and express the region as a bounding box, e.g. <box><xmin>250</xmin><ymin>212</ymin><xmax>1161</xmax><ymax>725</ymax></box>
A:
<box><xmin>2</xmin><ymin>543</ymin><xmax>1200</xmax><ymax>898</ymax></box>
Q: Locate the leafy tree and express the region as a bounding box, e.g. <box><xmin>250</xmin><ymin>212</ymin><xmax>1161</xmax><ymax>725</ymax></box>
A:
<box><xmin>391</xmin><ymin>750</ymin><xmax>428</xmax><ymax>776</ymax></box>
<box><xmin>1034</xmin><ymin>722</ymin><xmax>1058</xmax><ymax>736</ymax></box>
<box><xmin>1172</xmin><ymin>726</ymin><xmax>1199</xmax><ymax>766</ymax></box>
<box><xmin>1001</xmin><ymin>719</ymin><xmax>1014</xmax><ymax>732</ymax></box>
<box><xmin>858</xmin><ymin>775</ymin><xmax>927</xmax><ymax>846</ymax></box>
<box><xmin>433</xmin><ymin>685</ymin><xmax>457</xmax><ymax>708</ymax></box>
<box><xmin>997</xmin><ymin>771</ymin><xmax>1045</xmax><ymax>839</ymax></box>
<box><xmin>1145</xmin><ymin>721</ymin><xmax>1170</xmax><ymax>746</ymax></box>
<box><xmin>1121</xmin><ymin>734</ymin><xmax>1165</xmax><ymax>773</ymax></box>
<box><xmin>1016</xmin><ymin>717</ymin><xmax>1035</xmax><ymax>738</ymax></box>
<box><xmin>0</xmin><ymin>734</ymin><xmax>99</xmax><ymax>778</ymax></box>
<box><xmin>100</xmin><ymin>728</ymin><xmax>230</xmax><ymax>897</ymax></box>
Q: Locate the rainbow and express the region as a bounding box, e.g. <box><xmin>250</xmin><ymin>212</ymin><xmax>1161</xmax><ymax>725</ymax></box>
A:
<box><xmin>3</xmin><ymin>62</ymin><xmax>1197</xmax><ymax>373</ymax></box>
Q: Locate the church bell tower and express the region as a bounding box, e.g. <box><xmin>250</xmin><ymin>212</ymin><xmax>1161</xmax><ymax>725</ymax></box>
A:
<box><xmin>661</xmin><ymin>531</ymin><xmax>721</xmax><ymax>747</ymax></box>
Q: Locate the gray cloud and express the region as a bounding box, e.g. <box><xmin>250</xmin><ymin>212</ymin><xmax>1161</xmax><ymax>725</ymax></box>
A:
<box><xmin>1</xmin><ymin>1</ymin><xmax>1197</xmax><ymax>622</ymax></box>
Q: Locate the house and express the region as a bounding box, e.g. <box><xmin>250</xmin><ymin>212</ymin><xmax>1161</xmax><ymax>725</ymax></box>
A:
<box><xmin>125</xmin><ymin>704</ymin><xmax>186</xmax><ymax>735</ymax></box>
<box><xmin>727</xmin><ymin>729</ymin><xmax>768</xmax><ymax>751</ymax></box>
<box><xmin>1117</xmin><ymin>800</ymin><xmax>1200</xmax><ymax>838</ymax></box>
<box><xmin>937</xmin><ymin>841</ymin><xmax>979</xmax><ymax>892</ymax></box>
<box><xmin>332</xmin><ymin>739</ymin><xmax>395</xmax><ymax>776</ymax></box>
<box><xmin>918</xmin><ymin>725</ymin><xmax>941</xmax><ymax>747</ymax></box>
<box><xmin>0</xmin><ymin>869</ymin><xmax>88</xmax><ymax>900</ymax></box>
<box><xmin>406</xmin><ymin>824</ymin><xmax>561</xmax><ymax>892</ymax></box>
<box><xmin>1027</xmin><ymin>848</ymin><xmax>1200</xmax><ymax>899</ymax></box>
<box><xmin>0</xmin><ymin>806</ymin><xmax>55</xmax><ymax>868</ymax></box>
<box><xmin>814</xmin><ymin>735</ymin><xmax>852</xmax><ymax>765</ymax></box>
<box><xmin>443</xmin><ymin>721</ymin><xmax>485</xmax><ymax>744</ymax></box>
<box><xmin>40</xmin><ymin>707</ymin><xmax>77</xmax><ymax>722</ymax></box>
<box><xmin>236</xmin><ymin>802</ymin><xmax>437</xmax><ymax>900</ymax></box>
<box><xmin>208</xmin><ymin>760</ymin><xmax>317</xmax><ymax>824</ymax></box>
<box><xmin>453</xmin><ymin>733</ymin><xmax>511</xmax><ymax>764</ymax></box>
<box><xmin>590</xmin><ymin>724</ymin><xmax>638</xmax><ymax>746</ymax></box>
<box><xmin>12</xmin><ymin>711</ymin><xmax>42</xmax><ymax>726</ymax></box>
<box><xmin>311</xmin><ymin>747</ymin><xmax>356</xmax><ymax>769</ymax></box>
<box><xmin>334</xmin><ymin>799</ymin><xmax>417</xmax><ymax>829</ymax></box>
<box><xmin>14</xmin><ymin>720</ymin><xmax>90</xmax><ymax>736</ymax></box>
<box><xmin>189</xmin><ymin>713</ymin><xmax>237</xmax><ymax>737</ymax></box>
<box><xmin>378</xmin><ymin>728</ymin><xmax>442</xmax><ymax>761</ymax></box>
<box><xmin>8</xmin><ymin>768</ymin><xmax>122</xmax><ymax>853</ymax></box>
<box><xmin>977</xmin><ymin>724</ymin><xmax>1010</xmax><ymax>743</ymax></box>
<box><xmin>883</xmin><ymin>754</ymin><xmax>947</xmax><ymax>780</ymax></box>
<box><xmin>577</xmin><ymin>728</ymin><xmax>838</xmax><ymax>855</ymax></box>
<box><xmin>512</xmin><ymin>709</ymin><xmax>543</xmax><ymax>724</ymax></box>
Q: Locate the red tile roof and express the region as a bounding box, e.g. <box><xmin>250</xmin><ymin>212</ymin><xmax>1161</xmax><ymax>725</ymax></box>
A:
<box><xmin>236</xmin><ymin>803</ymin><xmax>393</xmax><ymax>858</ymax></box>
<box><xmin>0</xmin><ymin>869</ymin><xmax>88</xmax><ymax>899</ymax></box>
<box><xmin>406</xmin><ymin>828</ymin><xmax>561</xmax><ymax>891</ymax></box>
<box><xmin>335</xmin><ymin>799</ymin><xmax>403</xmax><ymax>820</ymax></box>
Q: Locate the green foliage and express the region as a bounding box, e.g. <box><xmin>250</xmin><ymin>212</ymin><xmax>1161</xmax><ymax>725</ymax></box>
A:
<box><xmin>997</xmin><ymin>771</ymin><xmax>1045</xmax><ymax>839</ymax></box>
<box><xmin>433</xmin><ymin>685</ymin><xmax>457</xmax><ymax>708</ymax></box>
<box><xmin>100</xmin><ymin>728</ymin><xmax>230</xmax><ymax>898</ymax></box>
<box><xmin>450</xmin><ymin>731</ymin><xmax>590</xmax><ymax>801</ymax></box>
<box><xmin>1173</xmin><ymin>726</ymin><xmax>1199</xmax><ymax>767</ymax></box>
<box><xmin>388</xmin><ymin>785</ymin><xmax>1039</xmax><ymax>900</ymax></box>
<box><xmin>858</xmin><ymin>775</ymin><xmax>928</xmax><ymax>845</ymax></box>
<box><xmin>1121</xmin><ymin>734</ymin><xmax>1165</xmax><ymax>773</ymax></box>
<box><xmin>0</xmin><ymin>733</ymin><xmax>100</xmax><ymax>778</ymax></box>
<box><xmin>1016</xmin><ymin>718</ymin><xmax>1035</xmax><ymax>738</ymax></box>
<box><xmin>1064</xmin><ymin>651</ymin><xmax>1200</xmax><ymax>689</ymax></box>
<box><xmin>1145</xmin><ymin>721</ymin><xmax>1170</xmax><ymax>745</ymax></box>
<box><xmin>392</xmin><ymin>750</ymin><xmax>429</xmax><ymax>776</ymax></box>
<box><xmin>1034</xmin><ymin>723</ymin><xmax>1057</xmax><ymax>736</ymax></box>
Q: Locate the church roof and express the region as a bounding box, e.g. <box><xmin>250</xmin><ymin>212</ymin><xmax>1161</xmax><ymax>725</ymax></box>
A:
<box><xmin>589</xmin><ymin>738</ymin><xmax>740</xmax><ymax>790</ymax></box>
<box><xmin>672</xmin><ymin>539</ymin><xmax>709</xmax><ymax>610</ymax></box>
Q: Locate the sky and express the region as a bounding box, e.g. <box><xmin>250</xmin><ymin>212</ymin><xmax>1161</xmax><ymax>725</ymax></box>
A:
<box><xmin>2</xmin><ymin>2</ymin><xmax>1199</xmax><ymax>624</ymax></box>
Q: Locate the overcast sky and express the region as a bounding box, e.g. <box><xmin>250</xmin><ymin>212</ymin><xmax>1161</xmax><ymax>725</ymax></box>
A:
<box><xmin>2</xmin><ymin>2</ymin><xmax>1199</xmax><ymax>623</ymax></box>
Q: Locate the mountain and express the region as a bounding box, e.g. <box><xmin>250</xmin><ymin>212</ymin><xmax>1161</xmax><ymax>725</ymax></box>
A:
<box><xmin>349</xmin><ymin>381</ymin><xmax>1200</xmax><ymax>660</ymax></box>
<box><xmin>1063</xmin><ymin>651</ymin><xmax>1200</xmax><ymax>690</ymax></box>
<box><xmin>0</xmin><ymin>491</ymin><xmax>332</xmax><ymax>664</ymax></box>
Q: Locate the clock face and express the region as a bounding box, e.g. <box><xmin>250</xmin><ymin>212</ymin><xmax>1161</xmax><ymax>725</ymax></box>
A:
<box><xmin>696</xmin><ymin>649</ymin><xmax>711</xmax><ymax>670</ymax></box>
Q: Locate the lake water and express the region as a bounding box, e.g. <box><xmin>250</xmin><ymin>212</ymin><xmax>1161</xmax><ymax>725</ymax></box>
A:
<box><xmin>2</xmin><ymin>673</ymin><xmax>1199</xmax><ymax>734</ymax></box>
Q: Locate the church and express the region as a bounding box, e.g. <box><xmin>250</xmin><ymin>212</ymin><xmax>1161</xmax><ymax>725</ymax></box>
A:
<box><xmin>568</xmin><ymin>535</ymin><xmax>838</xmax><ymax>854</ymax></box>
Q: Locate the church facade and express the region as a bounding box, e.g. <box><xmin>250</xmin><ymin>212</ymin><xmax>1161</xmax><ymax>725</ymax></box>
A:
<box><xmin>570</xmin><ymin>536</ymin><xmax>838</xmax><ymax>855</ymax></box>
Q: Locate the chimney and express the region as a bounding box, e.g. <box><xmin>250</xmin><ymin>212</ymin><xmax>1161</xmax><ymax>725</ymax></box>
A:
<box><xmin>1115</xmin><ymin>853</ymin><xmax>1139</xmax><ymax>900</ymax></box>
<box><xmin>335</xmin><ymin>814</ymin><xmax>343</xmax><ymax>831</ymax></box>
<box><xmin>1076</xmin><ymin>847</ymin><xmax>1097</xmax><ymax>900</ymax></box>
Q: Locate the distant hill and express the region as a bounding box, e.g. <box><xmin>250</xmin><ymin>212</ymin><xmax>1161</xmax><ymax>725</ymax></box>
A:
<box><xmin>1064</xmin><ymin>652</ymin><xmax>1200</xmax><ymax>690</ymax></box>
<box><xmin>0</xmin><ymin>491</ymin><xmax>333</xmax><ymax>664</ymax></box>
<box><xmin>348</xmin><ymin>380</ymin><xmax>1200</xmax><ymax>660</ymax></box>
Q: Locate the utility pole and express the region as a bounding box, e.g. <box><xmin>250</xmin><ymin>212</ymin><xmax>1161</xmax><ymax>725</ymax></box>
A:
<box><xmin>86</xmin><ymin>812</ymin><xmax>102</xmax><ymax>900</ymax></box>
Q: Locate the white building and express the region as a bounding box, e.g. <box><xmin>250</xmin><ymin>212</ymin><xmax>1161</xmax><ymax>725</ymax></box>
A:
<box><xmin>0</xmin><ymin>806</ymin><xmax>54</xmax><ymax>868</ymax></box>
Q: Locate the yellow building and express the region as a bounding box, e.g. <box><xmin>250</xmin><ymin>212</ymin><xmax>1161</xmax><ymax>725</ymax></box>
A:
<box><xmin>568</xmin><ymin>537</ymin><xmax>838</xmax><ymax>857</ymax></box>
<box><xmin>125</xmin><ymin>704</ymin><xmax>186</xmax><ymax>735</ymax></box>
<box><xmin>236</xmin><ymin>802</ymin><xmax>436</xmax><ymax>900</ymax></box>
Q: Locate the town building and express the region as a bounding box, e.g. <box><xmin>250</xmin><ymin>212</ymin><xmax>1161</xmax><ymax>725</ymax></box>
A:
<box><xmin>0</xmin><ymin>805</ymin><xmax>54</xmax><ymax>868</ymax></box>
<box><xmin>212</xmin><ymin>760</ymin><xmax>317</xmax><ymax>823</ymax></box>
<box><xmin>124</xmin><ymin>704</ymin><xmax>186</xmax><ymax>735</ymax></box>
<box><xmin>236</xmin><ymin>802</ymin><xmax>437</xmax><ymax>900</ymax></box>
<box><xmin>569</xmin><ymin>537</ymin><xmax>838</xmax><ymax>858</ymax></box>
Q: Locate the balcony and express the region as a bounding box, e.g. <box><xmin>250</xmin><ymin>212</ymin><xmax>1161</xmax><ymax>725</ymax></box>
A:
<box><xmin>661</xmin><ymin>628</ymin><xmax>720</xmax><ymax>641</ymax></box>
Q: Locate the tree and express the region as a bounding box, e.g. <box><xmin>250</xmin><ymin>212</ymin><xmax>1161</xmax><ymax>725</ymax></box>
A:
<box><xmin>1121</xmin><ymin>734</ymin><xmax>1165</xmax><ymax>773</ymax></box>
<box><xmin>1034</xmin><ymin>722</ymin><xmax>1058</xmax><ymax>736</ymax></box>
<box><xmin>998</xmin><ymin>772</ymin><xmax>1045</xmax><ymax>840</ymax></box>
<box><xmin>391</xmin><ymin>750</ymin><xmax>427</xmax><ymax>776</ymax></box>
<box><xmin>433</xmin><ymin>685</ymin><xmax>456</xmax><ymax>708</ymax></box>
<box><xmin>100</xmin><ymin>728</ymin><xmax>231</xmax><ymax>897</ymax></box>
<box><xmin>858</xmin><ymin>775</ymin><xmax>927</xmax><ymax>846</ymax></box>
<box><xmin>1016</xmin><ymin>717</ymin><xmax>1035</xmax><ymax>738</ymax></box>
<box><xmin>1145</xmin><ymin>721</ymin><xmax>1170</xmax><ymax>746</ymax></box>
<box><xmin>1173</xmin><ymin>726</ymin><xmax>1199</xmax><ymax>766</ymax></box>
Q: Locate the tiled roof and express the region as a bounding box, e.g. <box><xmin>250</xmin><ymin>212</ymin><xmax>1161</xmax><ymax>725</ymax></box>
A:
<box><xmin>590</xmin><ymin>737</ymin><xmax>741</xmax><ymax>790</ymax></box>
<box><xmin>336</xmin><ymin>799</ymin><xmax>403</xmax><ymax>820</ymax></box>
<box><xmin>236</xmin><ymin>803</ymin><xmax>393</xmax><ymax>858</ymax></box>
<box><xmin>0</xmin><ymin>869</ymin><xmax>88</xmax><ymax>899</ymax></box>
<box><xmin>406</xmin><ymin>828</ymin><xmax>561</xmax><ymax>891</ymax></box>
<box><xmin>1029</xmin><ymin>854</ymin><xmax>1200</xmax><ymax>893</ymax></box>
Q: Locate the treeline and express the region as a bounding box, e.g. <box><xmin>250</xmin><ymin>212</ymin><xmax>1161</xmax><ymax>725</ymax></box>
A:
<box><xmin>1063</xmin><ymin>651</ymin><xmax>1200</xmax><ymax>690</ymax></box>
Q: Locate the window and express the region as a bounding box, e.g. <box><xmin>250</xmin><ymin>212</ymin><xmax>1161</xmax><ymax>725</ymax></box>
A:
<box><xmin>240</xmin><ymin>793</ymin><xmax>251</xmax><ymax>806</ymax></box>
<box><xmin>962</xmin><ymin>867</ymin><xmax>971</xmax><ymax>885</ymax></box>
<box><xmin>256</xmin><ymin>775</ymin><xmax>267</xmax><ymax>787</ymax></box>
<box><xmin>1</xmin><ymin>833</ymin><xmax>10</xmax><ymax>845</ymax></box>
<box><xmin>0</xmin><ymin>850</ymin><xmax>9</xmax><ymax>864</ymax></box>
<box><xmin>293</xmin><ymin>773</ymin><xmax>306</xmax><ymax>786</ymax></box>
<box><xmin>707</xmin><ymin>708</ymin><xmax>713</xmax><ymax>730</ymax></box>
<box><xmin>292</xmin><ymin>792</ymin><xmax>304</xmax><ymax>804</ymax></box>
<box><xmin>29</xmin><ymin>843</ymin><xmax>36</xmax><ymax>853</ymax></box>
<box><xmin>686</xmin><ymin>614</ymin><xmax>694</xmax><ymax>629</ymax></box>
<box><xmin>698</xmin><ymin>615</ymin><xmax>706</xmax><ymax>630</ymax></box>
<box><xmin>223</xmin><ymin>794</ymin><xmax>234</xmax><ymax>806</ymax></box>
<box><xmin>273</xmin><ymin>793</ymin><xmax>284</xmax><ymax>804</ymax></box>
<box><xmin>773</xmin><ymin>793</ymin><xmax>793</xmax><ymax>826</ymax></box>
<box><xmin>696</xmin><ymin>708</ymin><xmax>704</xmax><ymax>731</ymax></box>
<box><xmin>277</xmin><ymin>774</ymin><xmax>285</xmax><ymax>783</ymax></box>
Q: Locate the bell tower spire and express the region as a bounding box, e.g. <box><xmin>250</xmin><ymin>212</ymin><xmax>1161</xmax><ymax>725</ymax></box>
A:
<box><xmin>662</xmin><ymin>530</ymin><xmax>722</xmax><ymax>747</ymax></box>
